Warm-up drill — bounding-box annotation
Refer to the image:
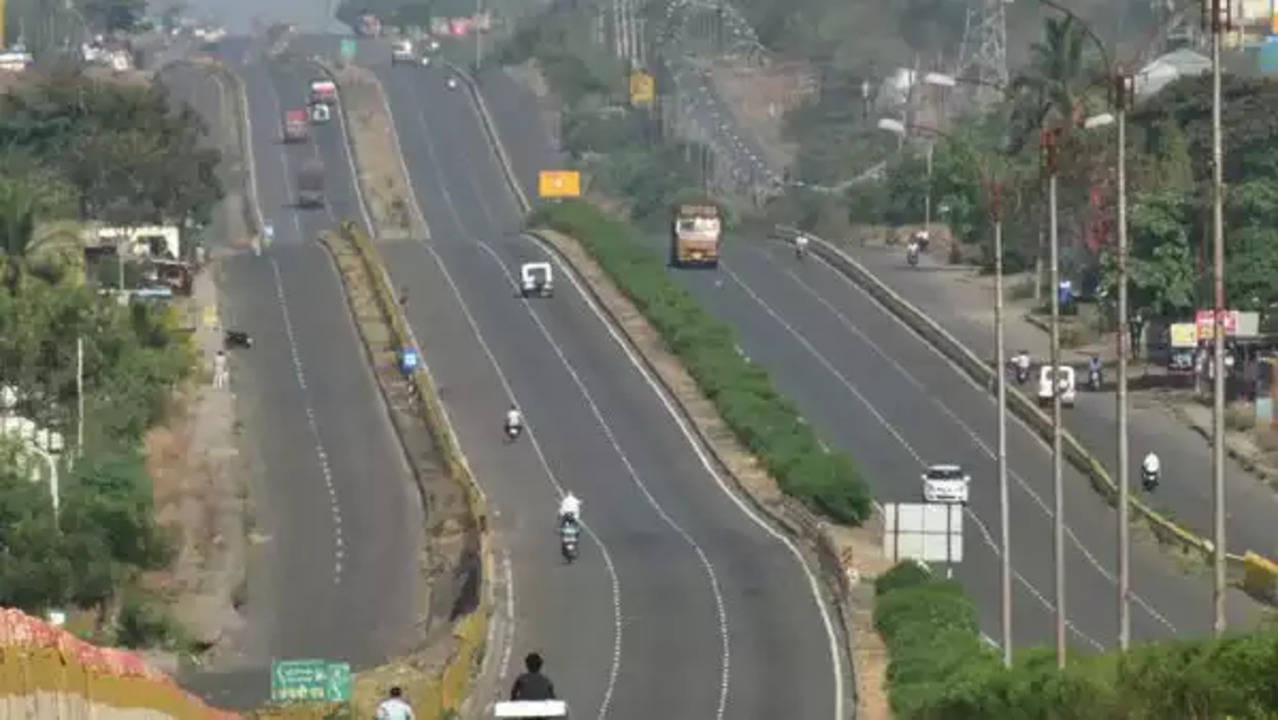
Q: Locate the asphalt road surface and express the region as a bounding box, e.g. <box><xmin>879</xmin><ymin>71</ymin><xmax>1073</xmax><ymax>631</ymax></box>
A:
<box><xmin>163</xmin><ymin>41</ymin><xmax>422</xmax><ymax>706</ymax></box>
<box><xmin>439</xmin><ymin>57</ymin><xmax>1266</xmax><ymax>652</ymax></box>
<box><xmin>276</xmin><ymin>35</ymin><xmax>847</xmax><ymax>719</ymax></box>
<box><xmin>677</xmin><ymin>58</ymin><xmax>1278</xmax><ymax>564</ymax></box>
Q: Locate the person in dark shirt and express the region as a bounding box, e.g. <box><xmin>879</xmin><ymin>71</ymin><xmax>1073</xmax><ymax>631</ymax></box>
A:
<box><xmin>510</xmin><ymin>652</ymin><xmax>556</xmax><ymax>701</ymax></box>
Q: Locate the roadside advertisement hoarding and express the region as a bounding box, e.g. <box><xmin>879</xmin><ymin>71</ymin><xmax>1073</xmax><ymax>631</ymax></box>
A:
<box><xmin>1196</xmin><ymin>309</ymin><xmax>1239</xmax><ymax>341</ymax></box>
<box><xmin>1170</xmin><ymin>323</ymin><xmax>1198</xmax><ymax>348</ymax></box>
<box><xmin>538</xmin><ymin>170</ymin><xmax>581</xmax><ymax>198</ymax></box>
<box><xmin>629</xmin><ymin>70</ymin><xmax>655</xmax><ymax>106</ymax></box>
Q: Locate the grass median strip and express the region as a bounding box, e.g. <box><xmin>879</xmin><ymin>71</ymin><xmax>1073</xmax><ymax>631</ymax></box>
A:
<box><xmin>530</xmin><ymin>199</ymin><xmax>871</xmax><ymax>525</ymax></box>
<box><xmin>874</xmin><ymin>560</ymin><xmax>1278</xmax><ymax>719</ymax></box>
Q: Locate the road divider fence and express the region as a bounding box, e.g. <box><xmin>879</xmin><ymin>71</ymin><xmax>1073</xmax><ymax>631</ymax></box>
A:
<box><xmin>785</xmin><ymin>228</ymin><xmax>1278</xmax><ymax>602</ymax></box>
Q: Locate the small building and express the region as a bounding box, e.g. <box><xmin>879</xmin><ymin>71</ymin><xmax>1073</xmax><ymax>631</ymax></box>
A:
<box><xmin>1134</xmin><ymin>49</ymin><xmax>1211</xmax><ymax>101</ymax></box>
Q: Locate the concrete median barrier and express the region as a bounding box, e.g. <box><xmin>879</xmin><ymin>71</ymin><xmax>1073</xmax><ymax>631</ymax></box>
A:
<box><xmin>321</xmin><ymin>222</ymin><xmax>491</xmax><ymax>720</ymax></box>
<box><xmin>801</xmin><ymin>233</ymin><xmax>1278</xmax><ymax>600</ymax></box>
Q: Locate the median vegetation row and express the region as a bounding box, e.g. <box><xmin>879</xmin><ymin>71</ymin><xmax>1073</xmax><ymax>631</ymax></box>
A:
<box><xmin>530</xmin><ymin>199</ymin><xmax>871</xmax><ymax>525</ymax></box>
<box><xmin>874</xmin><ymin>560</ymin><xmax>1278</xmax><ymax>719</ymax></box>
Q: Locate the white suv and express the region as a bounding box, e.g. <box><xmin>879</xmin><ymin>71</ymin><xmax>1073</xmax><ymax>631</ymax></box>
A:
<box><xmin>923</xmin><ymin>464</ymin><xmax>970</xmax><ymax>505</ymax></box>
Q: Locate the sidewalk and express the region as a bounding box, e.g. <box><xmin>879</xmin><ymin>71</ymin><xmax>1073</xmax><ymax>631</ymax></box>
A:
<box><xmin>833</xmin><ymin>240</ymin><xmax>1278</xmax><ymax>559</ymax></box>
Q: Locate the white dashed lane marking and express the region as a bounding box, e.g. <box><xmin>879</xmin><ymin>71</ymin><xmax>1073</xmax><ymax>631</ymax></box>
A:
<box><xmin>272</xmin><ymin>257</ymin><xmax>346</xmax><ymax>584</ymax></box>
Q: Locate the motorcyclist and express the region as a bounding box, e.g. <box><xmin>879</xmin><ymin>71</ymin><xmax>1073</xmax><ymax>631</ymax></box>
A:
<box><xmin>906</xmin><ymin>239</ymin><xmax>920</xmax><ymax>264</ymax></box>
<box><xmin>558</xmin><ymin>492</ymin><xmax>581</xmax><ymax>527</ymax></box>
<box><xmin>1088</xmin><ymin>355</ymin><xmax>1103</xmax><ymax>387</ymax></box>
<box><xmin>510</xmin><ymin>652</ymin><xmax>556</xmax><ymax>701</ymax></box>
<box><xmin>1141</xmin><ymin>452</ymin><xmax>1160</xmax><ymax>487</ymax></box>
<box><xmin>505</xmin><ymin>405</ymin><xmax>523</xmax><ymax>435</ymax></box>
<box><xmin>794</xmin><ymin>233</ymin><xmax>809</xmax><ymax>258</ymax></box>
<box><xmin>1014</xmin><ymin>349</ymin><xmax>1032</xmax><ymax>382</ymax></box>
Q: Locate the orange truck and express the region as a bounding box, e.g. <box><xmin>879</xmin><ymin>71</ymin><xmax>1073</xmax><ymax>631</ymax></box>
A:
<box><xmin>670</xmin><ymin>202</ymin><xmax>722</xmax><ymax>268</ymax></box>
<box><xmin>283</xmin><ymin>108</ymin><xmax>309</xmax><ymax>142</ymax></box>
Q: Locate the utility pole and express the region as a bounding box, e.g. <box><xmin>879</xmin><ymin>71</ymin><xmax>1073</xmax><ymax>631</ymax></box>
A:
<box><xmin>1043</xmin><ymin>127</ymin><xmax>1067</xmax><ymax>669</ymax></box>
<box><xmin>1114</xmin><ymin>69</ymin><xmax>1132</xmax><ymax>651</ymax></box>
<box><xmin>992</xmin><ymin>178</ymin><xmax>1012</xmax><ymax>668</ymax></box>
<box><xmin>1208</xmin><ymin>0</ymin><xmax>1229</xmax><ymax>636</ymax></box>
<box><xmin>475</xmin><ymin>0</ymin><xmax>483</xmax><ymax>70</ymax></box>
<box><xmin>924</xmin><ymin>142</ymin><xmax>934</xmax><ymax>243</ymax></box>
<box><xmin>76</xmin><ymin>335</ymin><xmax>84</xmax><ymax>461</ymax></box>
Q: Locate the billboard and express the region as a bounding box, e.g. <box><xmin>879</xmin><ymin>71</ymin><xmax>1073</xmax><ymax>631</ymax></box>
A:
<box><xmin>538</xmin><ymin>170</ymin><xmax>581</xmax><ymax>198</ymax></box>
<box><xmin>629</xmin><ymin>70</ymin><xmax>655</xmax><ymax>106</ymax></box>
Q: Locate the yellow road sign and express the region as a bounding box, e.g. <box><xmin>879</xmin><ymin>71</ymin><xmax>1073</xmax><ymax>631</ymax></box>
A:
<box><xmin>629</xmin><ymin>71</ymin><xmax>655</xmax><ymax>106</ymax></box>
<box><xmin>538</xmin><ymin>170</ymin><xmax>581</xmax><ymax>198</ymax></box>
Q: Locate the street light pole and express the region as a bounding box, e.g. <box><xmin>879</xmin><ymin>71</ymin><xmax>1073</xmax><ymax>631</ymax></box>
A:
<box><xmin>992</xmin><ymin>179</ymin><xmax>1012</xmax><ymax>668</ymax></box>
<box><xmin>1044</xmin><ymin>129</ymin><xmax>1067</xmax><ymax>668</ymax></box>
<box><xmin>1114</xmin><ymin>71</ymin><xmax>1132</xmax><ymax>651</ymax></box>
<box><xmin>925</xmin><ymin>142</ymin><xmax>934</xmax><ymax>244</ymax></box>
<box><xmin>1209</xmin><ymin>0</ymin><xmax>1228</xmax><ymax>636</ymax></box>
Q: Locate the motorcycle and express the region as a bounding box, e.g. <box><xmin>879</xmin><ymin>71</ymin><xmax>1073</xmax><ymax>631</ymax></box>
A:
<box><xmin>907</xmin><ymin>248</ymin><xmax>919</xmax><ymax>267</ymax></box>
<box><xmin>1088</xmin><ymin>367</ymin><xmax>1102</xmax><ymax>391</ymax></box>
<box><xmin>224</xmin><ymin>330</ymin><xmax>253</xmax><ymax>349</ymax></box>
<box><xmin>560</xmin><ymin>520</ymin><xmax>580</xmax><ymax>562</ymax></box>
<box><xmin>1141</xmin><ymin>468</ymin><xmax>1159</xmax><ymax>491</ymax></box>
<box><xmin>504</xmin><ymin>422</ymin><xmax>522</xmax><ymax>443</ymax></box>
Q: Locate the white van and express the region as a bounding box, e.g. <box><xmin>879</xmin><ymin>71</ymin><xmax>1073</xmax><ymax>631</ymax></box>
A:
<box><xmin>1037</xmin><ymin>365</ymin><xmax>1076</xmax><ymax>407</ymax></box>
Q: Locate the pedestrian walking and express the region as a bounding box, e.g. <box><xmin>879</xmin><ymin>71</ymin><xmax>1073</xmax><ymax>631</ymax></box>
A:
<box><xmin>213</xmin><ymin>350</ymin><xmax>228</xmax><ymax>388</ymax></box>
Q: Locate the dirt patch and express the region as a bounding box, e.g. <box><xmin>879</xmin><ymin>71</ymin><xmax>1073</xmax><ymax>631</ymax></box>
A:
<box><xmin>330</xmin><ymin>65</ymin><xmax>423</xmax><ymax>241</ymax></box>
<box><xmin>535</xmin><ymin>228</ymin><xmax>893</xmax><ymax>719</ymax></box>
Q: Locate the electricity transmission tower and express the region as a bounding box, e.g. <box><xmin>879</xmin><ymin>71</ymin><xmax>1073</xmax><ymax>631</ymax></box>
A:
<box><xmin>955</xmin><ymin>0</ymin><xmax>1009</xmax><ymax>106</ymax></box>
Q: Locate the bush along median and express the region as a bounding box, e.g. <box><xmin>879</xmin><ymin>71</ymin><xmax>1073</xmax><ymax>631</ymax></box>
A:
<box><xmin>875</xmin><ymin>560</ymin><xmax>1278</xmax><ymax>719</ymax></box>
<box><xmin>529</xmin><ymin>199</ymin><xmax>871</xmax><ymax>525</ymax></box>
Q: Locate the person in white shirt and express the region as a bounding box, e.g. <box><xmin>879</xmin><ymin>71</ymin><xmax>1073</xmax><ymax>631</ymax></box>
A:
<box><xmin>558</xmin><ymin>492</ymin><xmax>581</xmax><ymax>527</ymax></box>
<box><xmin>794</xmin><ymin>234</ymin><xmax>809</xmax><ymax>258</ymax></box>
<box><xmin>1142</xmin><ymin>452</ymin><xmax>1160</xmax><ymax>476</ymax></box>
<box><xmin>375</xmin><ymin>687</ymin><xmax>414</xmax><ymax>720</ymax></box>
<box><xmin>505</xmin><ymin>405</ymin><xmax>523</xmax><ymax>432</ymax></box>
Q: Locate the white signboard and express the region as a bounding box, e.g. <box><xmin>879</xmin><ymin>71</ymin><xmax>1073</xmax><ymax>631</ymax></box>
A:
<box><xmin>883</xmin><ymin>502</ymin><xmax>963</xmax><ymax>564</ymax></box>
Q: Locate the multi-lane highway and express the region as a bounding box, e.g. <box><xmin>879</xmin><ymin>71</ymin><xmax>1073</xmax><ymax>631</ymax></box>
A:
<box><xmin>260</xmin><ymin>40</ymin><xmax>850</xmax><ymax>719</ymax></box>
<box><xmin>445</xmin><ymin>56</ymin><xmax>1268</xmax><ymax>653</ymax></box>
<box><xmin>162</xmin><ymin>43</ymin><xmax>422</xmax><ymax>706</ymax></box>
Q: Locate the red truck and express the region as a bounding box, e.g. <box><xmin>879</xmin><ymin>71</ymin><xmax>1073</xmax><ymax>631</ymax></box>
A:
<box><xmin>283</xmin><ymin>108</ymin><xmax>309</xmax><ymax>143</ymax></box>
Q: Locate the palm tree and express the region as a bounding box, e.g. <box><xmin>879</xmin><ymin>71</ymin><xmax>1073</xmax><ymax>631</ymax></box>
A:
<box><xmin>0</xmin><ymin>177</ymin><xmax>40</xmax><ymax>293</ymax></box>
<box><xmin>1007</xmin><ymin>16</ymin><xmax>1097</xmax><ymax>153</ymax></box>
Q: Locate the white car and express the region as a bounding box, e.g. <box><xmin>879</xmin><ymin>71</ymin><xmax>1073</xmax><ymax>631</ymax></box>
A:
<box><xmin>1037</xmin><ymin>365</ymin><xmax>1076</xmax><ymax>408</ymax></box>
<box><xmin>923</xmin><ymin>464</ymin><xmax>970</xmax><ymax>505</ymax></box>
<box><xmin>520</xmin><ymin>262</ymin><xmax>553</xmax><ymax>298</ymax></box>
<box><xmin>391</xmin><ymin>39</ymin><xmax>414</xmax><ymax>64</ymax></box>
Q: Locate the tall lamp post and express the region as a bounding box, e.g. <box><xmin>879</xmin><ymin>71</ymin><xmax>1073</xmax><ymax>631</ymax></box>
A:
<box><xmin>1208</xmin><ymin>0</ymin><xmax>1229</xmax><ymax>636</ymax></box>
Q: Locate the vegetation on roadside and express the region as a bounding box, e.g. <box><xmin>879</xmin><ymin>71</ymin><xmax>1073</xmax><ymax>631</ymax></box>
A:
<box><xmin>530</xmin><ymin>199</ymin><xmax>872</xmax><ymax>525</ymax></box>
<box><xmin>499</xmin><ymin>2</ymin><xmax>722</xmax><ymax>227</ymax></box>
<box><xmin>875</xmin><ymin>560</ymin><xmax>1278</xmax><ymax>719</ymax></box>
<box><xmin>0</xmin><ymin>72</ymin><xmax>220</xmax><ymax>647</ymax></box>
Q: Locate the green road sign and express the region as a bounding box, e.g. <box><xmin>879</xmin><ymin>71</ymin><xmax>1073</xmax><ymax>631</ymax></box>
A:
<box><xmin>340</xmin><ymin>38</ymin><xmax>357</xmax><ymax>62</ymax></box>
<box><xmin>271</xmin><ymin>659</ymin><xmax>352</xmax><ymax>703</ymax></box>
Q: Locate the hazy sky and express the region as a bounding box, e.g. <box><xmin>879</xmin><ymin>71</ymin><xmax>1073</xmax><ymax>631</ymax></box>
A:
<box><xmin>167</xmin><ymin>0</ymin><xmax>345</xmax><ymax>35</ymax></box>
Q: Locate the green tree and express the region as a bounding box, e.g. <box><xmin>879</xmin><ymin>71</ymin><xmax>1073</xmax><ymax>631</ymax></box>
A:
<box><xmin>0</xmin><ymin>442</ymin><xmax>71</xmax><ymax>612</ymax></box>
<box><xmin>1100</xmin><ymin>190</ymin><xmax>1195</xmax><ymax>318</ymax></box>
<box><xmin>1008</xmin><ymin>16</ymin><xmax>1098</xmax><ymax>151</ymax></box>
<box><xmin>77</xmin><ymin>0</ymin><xmax>146</xmax><ymax>32</ymax></box>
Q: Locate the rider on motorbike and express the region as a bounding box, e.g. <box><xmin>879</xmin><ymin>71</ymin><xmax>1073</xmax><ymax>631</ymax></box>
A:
<box><xmin>906</xmin><ymin>239</ymin><xmax>920</xmax><ymax>265</ymax></box>
<box><xmin>1141</xmin><ymin>452</ymin><xmax>1160</xmax><ymax>487</ymax></box>
<box><xmin>1089</xmin><ymin>355</ymin><xmax>1103</xmax><ymax>386</ymax></box>
<box><xmin>505</xmin><ymin>404</ymin><xmax>523</xmax><ymax>435</ymax></box>
<box><xmin>794</xmin><ymin>233</ymin><xmax>810</xmax><ymax>258</ymax></box>
<box><xmin>1014</xmin><ymin>349</ymin><xmax>1032</xmax><ymax>381</ymax></box>
<box><xmin>558</xmin><ymin>492</ymin><xmax>581</xmax><ymax>528</ymax></box>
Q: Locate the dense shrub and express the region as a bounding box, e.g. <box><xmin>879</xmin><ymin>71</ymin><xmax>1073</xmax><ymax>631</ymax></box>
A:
<box><xmin>531</xmin><ymin>199</ymin><xmax>872</xmax><ymax>525</ymax></box>
<box><xmin>873</xmin><ymin>560</ymin><xmax>1278</xmax><ymax>719</ymax></box>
